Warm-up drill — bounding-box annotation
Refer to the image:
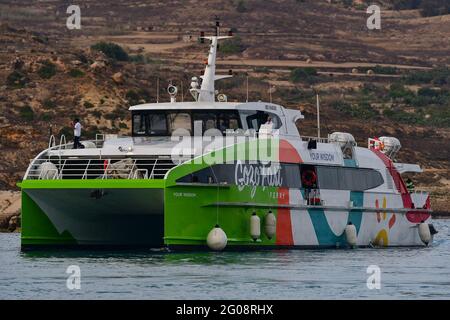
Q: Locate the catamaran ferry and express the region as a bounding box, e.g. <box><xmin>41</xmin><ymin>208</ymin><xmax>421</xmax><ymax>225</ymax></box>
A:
<box><xmin>19</xmin><ymin>25</ymin><xmax>436</xmax><ymax>251</ymax></box>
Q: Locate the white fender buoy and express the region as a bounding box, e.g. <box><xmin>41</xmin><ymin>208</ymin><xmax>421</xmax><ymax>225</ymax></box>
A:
<box><xmin>345</xmin><ymin>222</ymin><xmax>357</xmax><ymax>247</ymax></box>
<box><xmin>206</xmin><ymin>225</ymin><xmax>227</xmax><ymax>251</ymax></box>
<box><xmin>37</xmin><ymin>161</ymin><xmax>58</xmax><ymax>179</ymax></box>
<box><xmin>264</xmin><ymin>211</ymin><xmax>276</xmax><ymax>239</ymax></box>
<box><xmin>250</xmin><ymin>212</ymin><xmax>261</xmax><ymax>241</ymax></box>
<box><xmin>418</xmin><ymin>221</ymin><xmax>431</xmax><ymax>246</ymax></box>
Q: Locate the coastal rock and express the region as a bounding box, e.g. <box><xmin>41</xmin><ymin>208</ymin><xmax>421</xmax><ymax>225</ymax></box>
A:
<box><xmin>90</xmin><ymin>61</ymin><xmax>106</xmax><ymax>70</ymax></box>
<box><xmin>0</xmin><ymin>191</ymin><xmax>21</xmax><ymax>232</ymax></box>
<box><xmin>112</xmin><ymin>72</ymin><xmax>124</xmax><ymax>84</ymax></box>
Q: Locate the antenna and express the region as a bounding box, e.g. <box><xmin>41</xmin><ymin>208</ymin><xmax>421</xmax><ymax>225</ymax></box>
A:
<box><xmin>246</xmin><ymin>73</ymin><xmax>249</xmax><ymax>102</ymax></box>
<box><xmin>181</xmin><ymin>80</ymin><xmax>184</xmax><ymax>102</ymax></box>
<box><xmin>197</xmin><ymin>18</ymin><xmax>233</xmax><ymax>102</ymax></box>
<box><xmin>215</xmin><ymin>15</ymin><xmax>220</xmax><ymax>36</ymax></box>
<box><xmin>269</xmin><ymin>85</ymin><xmax>275</xmax><ymax>103</ymax></box>
<box><xmin>269</xmin><ymin>85</ymin><xmax>272</xmax><ymax>103</ymax></box>
<box><xmin>156</xmin><ymin>77</ymin><xmax>159</xmax><ymax>103</ymax></box>
<box><xmin>316</xmin><ymin>93</ymin><xmax>321</xmax><ymax>139</ymax></box>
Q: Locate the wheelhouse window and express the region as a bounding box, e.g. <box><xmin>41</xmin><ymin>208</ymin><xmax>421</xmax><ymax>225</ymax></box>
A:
<box><xmin>148</xmin><ymin>113</ymin><xmax>167</xmax><ymax>135</ymax></box>
<box><xmin>133</xmin><ymin>113</ymin><xmax>147</xmax><ymax>135</ymax></box>
<box><xmin>193</xmin><ymin>112</ymin><xmax>217</xmax><ymax>133</ymax></box>
<box><xmin>245</xmin><ymin>111</ymin><xmax>282</xmax><ymax>131</ymax></box>
<box><xmin>168</xmin><ymin>112</ymin><xmax>192</xmax><ymax>135</ymax></box>
<box><xmin>132</xmin><ymin>110</ymin><xmax>242</xmax><ymax>137</ymax></box>
<box><xmin>132</xmin><ymin>112</ymin><xmax>167</xmax><ymax>136</ymax></box>
<box><xmin>217</xmin><ymin>111</ymin><xmax>240</xmax><ymax>133</ymax></box>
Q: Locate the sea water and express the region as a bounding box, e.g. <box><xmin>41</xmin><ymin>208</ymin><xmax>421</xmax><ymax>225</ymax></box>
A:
<box><xmin>0</xmin><ymin>219</ymin><xmax>449</xmax><ymax>299</ymax></box>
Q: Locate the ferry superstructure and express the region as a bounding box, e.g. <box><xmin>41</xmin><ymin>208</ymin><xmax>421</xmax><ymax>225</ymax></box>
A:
<box><xmin>19</xmin><ymin>24</ymin><xmax>436</xmax><ymax>250</ymax></box>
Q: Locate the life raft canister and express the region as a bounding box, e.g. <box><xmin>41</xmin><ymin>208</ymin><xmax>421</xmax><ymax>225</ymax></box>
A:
<box><xmin>301</xmin><ymin>169</ymin><xmax>317</xmax><ymax>188</ymax></box>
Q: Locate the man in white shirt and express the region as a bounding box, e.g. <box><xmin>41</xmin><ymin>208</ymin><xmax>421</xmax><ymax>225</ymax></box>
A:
<box><xmin>73</xmin><ymin>118</ymin><xmax>84</xmax><ymax>149</ymax></box>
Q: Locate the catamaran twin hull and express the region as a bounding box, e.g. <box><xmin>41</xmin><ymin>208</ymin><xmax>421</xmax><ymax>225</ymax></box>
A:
<box><xmin>20</xmin><ymin>138</ymin><xmax>433</xmax><ymax>250</ymax></box>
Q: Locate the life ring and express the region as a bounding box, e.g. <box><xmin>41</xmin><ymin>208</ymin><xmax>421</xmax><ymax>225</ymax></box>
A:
<box><xmin>302</xmin><ymin>170</ymin><xmax>317</xmax><ymax>187</ymax></box>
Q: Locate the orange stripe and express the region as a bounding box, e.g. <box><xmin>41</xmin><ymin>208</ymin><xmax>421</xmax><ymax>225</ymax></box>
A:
<box><xmin>276</xmin><ymin>187</ymin><xmax>294</xmax><ymax>245</ymax></box>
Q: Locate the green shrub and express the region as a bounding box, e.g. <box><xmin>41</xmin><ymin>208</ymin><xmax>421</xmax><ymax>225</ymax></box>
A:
<box><xmin>218</xmin><ymin>36</ymin><xmax>245</xmax><ymax>55</ymax></box>
<box><xmin>236</xmin><ymin>0</ymin><xmax>247</xmax><ymax>12</ymax></box>
<box><xmin>104</xmin><ymin>113</ymin><xmax>117</xmax><ymax>120</ymax></box>
<box><xmin>119</xmin><ymin>122</ymin><xmax>128</xmax><ymax>129</ymax></box>
<box><xmin>6</xmin><ymin>70</ymin><xmax>29</xmax><ymax>89</ymax></box>
<box><xmin>38</xmin><ymin>60</ymin><xmax>57</xmax><ymax>79</ymax></box>
<box><xmin>383</xmin><ymin>108</ymin><xmax>424</xmax><ymax>125</ymax></box>
<box><xmin>414</xmin><ymin>88</ymin><xmax>450</xmax><ymax>106</ymax></box>
<box><xmin>290</xmin><ymin>67</ymin><xmax>318</xmax><ymax>84</ymax></box>
<box><xmin>331</xmin><ymin>100</ymin><xmax>378</xmax><ymax>119</ymax></box>
<box><xmin>254</xmin><ymin>67</ymin><xmax>270</xmax><ymax>73</ymax></box>
<box><xmin>125</xmin><ymin>89</ymin><xmax>151</xmax><ymax>105</ymax></box>
<box><xmin>393</xmin><ymin>0</ymin><xmax>421</xmax><ymax>10</ymax></box>
<box><xmin>420</xmin><ymin>0</ymin><xmax>450</xmax><ymax>17</ymax></box>
<box><xmin>41</xmin><ymin>113</ymin><xmax>53</xmax><ymax>121</ymax></box>
<box><xmin>19</xmin><ymin>106</ymin><xmax>34</xmax><ymax>121</ymax></box>
<box><xmin>91</xmin><ymin>42</ymin><xmax>129</xmax><ymax>61</ymax></box>
<box><xmin>69</xmin><ymin>68</ymin><xmax>84</xmax><ymax>78</ymax></box>
<box><xmin>389</xmin><ymin>83</ymin><xmax>414</xmax><ymax>99</ymax></box>
<box><xmin>90</xmin><ymin>110</ymin><xmax>102</xmax><ymax>118</ymax></box>
<box><xmin>83</xmin><ymin>101</ymin><xmax>95</xmax><ymax>109</ymax></box>
<box><xmin>42</xmin><ymin>99</ymin><xmax>56</xmax><ymax>109</ymax></box>
<box><xmin>405</xmin><ymin>67</ymin><xmax>450</xmax><ymax>85</ymax></box>
<box><xmin>373</xmin><ymin>65</ymin><xmax>398</xmax><ymax>75</ymax></box>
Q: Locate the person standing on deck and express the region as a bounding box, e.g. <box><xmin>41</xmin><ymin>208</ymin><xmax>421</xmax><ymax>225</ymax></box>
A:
<box><xmin>73</xmin><ymin>118</ymin><xmax>84</xmax><ymax>149</ymax></box>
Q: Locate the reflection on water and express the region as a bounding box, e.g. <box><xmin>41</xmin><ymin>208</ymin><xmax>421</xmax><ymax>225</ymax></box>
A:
<box><xmin>1</xmin><ymin>220</ymin><xmax>449</xmax><ymax>299</ymax></box>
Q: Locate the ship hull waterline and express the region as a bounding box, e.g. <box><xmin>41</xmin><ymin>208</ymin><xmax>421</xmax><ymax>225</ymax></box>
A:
<box><xmin>19</xmin><ymin>179</ymin><xmax>431</xmax><ymax>251</ymax></box>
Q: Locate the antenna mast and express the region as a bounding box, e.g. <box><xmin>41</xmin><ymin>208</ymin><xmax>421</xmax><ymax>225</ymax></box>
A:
<box><xmin>156</xmin><ymin>77</ymin><xmax>159</xmax><ymax>103</ymax></box>
<box><xmin>316</xmin><ymin>93</ymin><xmax>321</xmax><ymax>139</ymax></box>
<box><xmin>197</xmin><ymin>17</ymin><xmax>233</xmax><ymax>102</ymax></box>
<box><xmin>246</xmin><ymin>73</ymin><xmax>249</xmax><ymax>102</ymax></box>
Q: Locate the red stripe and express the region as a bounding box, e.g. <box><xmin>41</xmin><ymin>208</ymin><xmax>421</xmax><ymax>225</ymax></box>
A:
<box><xmin>279</xmin><ymin>140</ymin><xmax>302</xmax><ymax>163</ymax></box>
<box><xmin>276</xmin><ymin>187</ymin><xmax>294</xmax><ymax>245</ymax></box>
<box><xmin>371</xmin><ymin>149</ymin><xmax>430</xmax><ymax>223</ymax></box>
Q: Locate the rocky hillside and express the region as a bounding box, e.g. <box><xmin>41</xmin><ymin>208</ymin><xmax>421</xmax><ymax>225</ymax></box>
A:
<box><xmin>0</xmin><ymin>0</ymin><xmax>449</xmax><ymax>212</ymax></box>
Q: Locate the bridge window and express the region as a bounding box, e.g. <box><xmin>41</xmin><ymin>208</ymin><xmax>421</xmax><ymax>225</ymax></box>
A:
<box><xmin>245</xmin><ymin>111</ymin><xmax>282</xmax><ymax>131</ymax></box>
<box><xmin>193</xmin><ymin>112</ymin><xmax>217</xmax><ymax>133</ymax></box>
<box><xmin>132</xmin><ymin>110</ymin><xmax>242</xmax><ymax>137</ymax></box>
<box><xmin>133</xmin><ymin>113</ymin><xmax>146</xmax><ymax>135</ymax></box>
<box><xmin>168</xmin><ymin>112</ymin><xmax>191</xmax><ymax>135</ymax></box>
<box><xmin>217</xmin><ymin>111</ymin><xmax>240</xmax><ymax>133</ymax></box>
<box><xmin>148</xmin><ymin>113</ymin><xmax>167</xmax><ymax>135</ymax></box>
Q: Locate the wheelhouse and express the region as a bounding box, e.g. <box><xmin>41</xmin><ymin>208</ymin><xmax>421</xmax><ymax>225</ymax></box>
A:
<box><xmin>130</xmin><ymin>103</ymin><xmax>285</xmax><ymax>137</ymax></box>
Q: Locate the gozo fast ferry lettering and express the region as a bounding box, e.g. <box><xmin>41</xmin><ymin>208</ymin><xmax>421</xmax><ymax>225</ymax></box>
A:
<box><xmin>235</xmin><ymin>160</ymin><xmax>283</xmax><ymax>198</ymax></box>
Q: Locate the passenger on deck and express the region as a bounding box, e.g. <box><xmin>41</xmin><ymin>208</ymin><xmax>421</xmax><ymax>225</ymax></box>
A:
<box><xmin>73</xmin><ymin>118</ymin><xmax>85</xmax><ymax>149</ymax></box>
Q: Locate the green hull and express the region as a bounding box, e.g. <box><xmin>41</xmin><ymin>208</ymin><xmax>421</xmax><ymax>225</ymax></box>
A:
<box><xmin>20</xmin><ymin>178</ymin><xmax>279</xmax><ymax>250</ymax></box>
<box><xmin>20</xmin><ymin>180</ymin><xmax>165</xmax><ymax>249</ymax></box>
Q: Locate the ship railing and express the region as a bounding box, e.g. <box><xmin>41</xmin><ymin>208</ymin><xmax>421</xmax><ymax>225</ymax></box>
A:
<box><xmin>24</xmin><ymin>157</ymin><xmax>175</xmax><ymax>180</ymax></box>
<box><xmin>301</xmin><ymin>136</ymin><xmax>329</xmax><ymax>143</ymax></box>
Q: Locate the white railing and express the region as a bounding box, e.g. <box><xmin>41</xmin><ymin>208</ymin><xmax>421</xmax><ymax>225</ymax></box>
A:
<box><xmin>301</xmin><ymin>136</ymin><xmax>329</xmax><ymax>143</ymax></box>
<box><xmin>24</xmin><ymin>157</ymin><xmax>176</xmax><ymax>180</ymax></box>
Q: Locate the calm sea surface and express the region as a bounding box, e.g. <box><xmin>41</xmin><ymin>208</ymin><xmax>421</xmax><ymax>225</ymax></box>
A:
<box><xmin>1</xmin><ymin>219</ymin><xmax>449</xmax><ymax>300</ymax></box>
